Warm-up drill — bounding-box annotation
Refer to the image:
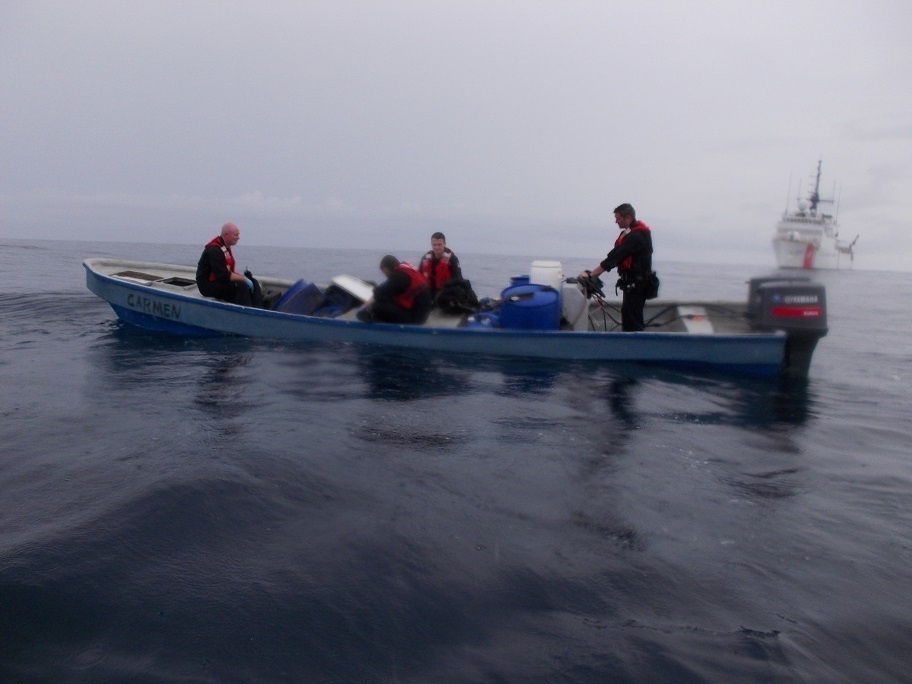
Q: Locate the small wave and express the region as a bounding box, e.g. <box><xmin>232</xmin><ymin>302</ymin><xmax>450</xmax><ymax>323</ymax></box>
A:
<box><xmin>355</xmin><ymin>422</ymin><xmax>466</xmax><ymax>452</ymax></box>
<box><xmin>0</xmin><ymin>291</ymin><xmax>104</xmax><ymax>321</ymax></box>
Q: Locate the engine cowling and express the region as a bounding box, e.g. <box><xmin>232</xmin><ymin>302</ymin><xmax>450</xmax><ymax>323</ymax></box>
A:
<box><xmin>748</xmin><ymin>277</ymin><xmax>828</xmax><ymax>378</ymax></box>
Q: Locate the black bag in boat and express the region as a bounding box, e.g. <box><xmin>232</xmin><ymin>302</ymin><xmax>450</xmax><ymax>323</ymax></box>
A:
<box><xmin>644</xmin><ymin>271</ymin><xmax>660</xmax><ymax>299</ymax></box>
<box><xmin>435</xmin><ymin>277</ymin><xmax>480</xmax><ymax>314</ymax></box>
<box><xmin>244</xmin><ymin>269</ymin><xmax>266</xmax><ymax>308</ymax></box>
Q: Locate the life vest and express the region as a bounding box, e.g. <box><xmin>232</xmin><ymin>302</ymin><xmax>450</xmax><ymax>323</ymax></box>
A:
<box><xmin>205</xmin><ymin>236</ymin><xmax>235</xmax><ymax>281</ymax></box>
<box><xmin>393</xmin><ymin>262</ymin><xmax>430</xmax><ymax>309</ymax></box>
<box><xmin>419</xmin><ymin>249</ymin><xmax>454</xmax><ymax>290</ymax></box>
<box><xmin>615</xmin><ymin>221</ymin><xmax>651</xmax><ymax>274</ymax></box>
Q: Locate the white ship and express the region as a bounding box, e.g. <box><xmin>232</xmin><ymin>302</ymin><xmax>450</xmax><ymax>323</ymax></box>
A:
<box><xmin>772</xmin><ymin>161</ymin><xmax>858</xmax><ymax>269</ymax></box>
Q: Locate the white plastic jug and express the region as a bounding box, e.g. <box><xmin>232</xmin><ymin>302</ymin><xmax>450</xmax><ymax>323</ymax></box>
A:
<box><xmin>529</xmin><ymin>260</ymin><xmax>563</xmax><ymax>291</ymax></box>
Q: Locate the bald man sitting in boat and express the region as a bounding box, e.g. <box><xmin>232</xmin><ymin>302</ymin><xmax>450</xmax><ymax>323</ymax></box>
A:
<box><xmin>196</xmin><ymin>222</ymin><xmax>263</xmax><ymax>307</ymax></box>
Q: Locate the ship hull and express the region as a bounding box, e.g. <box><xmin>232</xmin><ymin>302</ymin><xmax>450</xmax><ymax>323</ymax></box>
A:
<box><xmin>772</xmin><ymin>236</ymin><xmax>846</xmax><ymax>270</ymax></box>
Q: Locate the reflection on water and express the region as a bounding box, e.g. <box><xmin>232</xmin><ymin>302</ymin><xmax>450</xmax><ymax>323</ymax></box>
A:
<box><xmin>605</xmin><ymin>376</ymin><xmax>639</xmax><ymax>429</ymax></box>
<box><xmin>498</xmin><ymin>367</ymin><xmax>558</xmax><ymax>395</ymax></box>
<box><xmin>635</xmin><ymin>369</ymin><xmax>816</xmax><ymax>429</ymax></box>
<box><xmin>355</xmin><ymin>348</ymin><xmax>472</xmax><ymax>401</ymax></box>
<box><xmin>87</xmin><ymin>324</ymin><xmax>258</xmax><ymax>449</ymax></box>
<box><xmin>193</xmin><ymin>353</ymin><xmax>254</xmax><ymax>420</ymax></box>
<box><xmin>91</xmin><ymin>323</ymin><xmax>818</xmax><ymax>436</ymax></box>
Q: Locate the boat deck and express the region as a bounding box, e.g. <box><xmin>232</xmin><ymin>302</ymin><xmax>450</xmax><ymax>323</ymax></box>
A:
<box><xmin>104</xmin><ymin>262</ymin><xmax>295</xmax><ymax>294</ymax></box>
<box><xmin>586</xmin><ymin>300</ymin><xmax>751</xmax><ymax>335</ymax></box>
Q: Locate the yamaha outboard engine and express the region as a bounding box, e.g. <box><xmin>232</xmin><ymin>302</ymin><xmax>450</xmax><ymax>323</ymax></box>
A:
<box><xmin>747</xmin><ymin>277</ymin><xmax>828</xmax><ymax>378</ymax></box>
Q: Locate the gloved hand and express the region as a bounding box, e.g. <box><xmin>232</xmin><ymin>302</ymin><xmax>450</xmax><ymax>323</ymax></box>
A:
<box><xmin>577</xmin><ymin>272</ymin><xmax>604</xmax><ymax>298</ymax></box>
<box><xmin>244</xmin><ymin>269</ymin><xmax>254</xmax><ymax>279</ymax></box>
<box><xmin>245</xmin><ymin>278</ymin><xmax>254</xmax><ymax>291</ymax></box>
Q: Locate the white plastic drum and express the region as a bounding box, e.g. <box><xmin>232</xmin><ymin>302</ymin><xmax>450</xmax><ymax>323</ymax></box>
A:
<box><xmin>529</xmin><ymin>260</ymin><xmax>563</xmax><ymax>291</ymax></box>
<box><xmin>561</xmin><ymin>281</ymin><xmax>589</xmax><ymax>331</ymax></box>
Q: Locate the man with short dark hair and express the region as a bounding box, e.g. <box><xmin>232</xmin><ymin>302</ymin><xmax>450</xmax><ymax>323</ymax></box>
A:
<box><xmin>196</xmin><ymin>222</ymin><xmax>263</xmax><ymax>306</ymax></box>
<box><xmin>419</xmin><ymin>232</ymin><xmax>462</xmax><ymax>298</ymax></box>
<box><xmin>357</xmin><ymin>255</ymin><xmax>432</xmax><ymax>324</ymax></box>
<box><xmin>578</xmin><ymin>203</ymin><xmax>654</xmax><ymax>331</ymax></box>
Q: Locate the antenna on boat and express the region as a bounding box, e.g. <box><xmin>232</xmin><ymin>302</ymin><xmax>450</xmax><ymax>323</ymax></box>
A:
<box><xmin>835</xmin><ymin>183</ymin><xmax>841</xmax><ymax>223</ymax></box>
<box><xmin>784</xmin><ymin>172</ymin><xmax>793</xmax><ymax>215</ymax></box>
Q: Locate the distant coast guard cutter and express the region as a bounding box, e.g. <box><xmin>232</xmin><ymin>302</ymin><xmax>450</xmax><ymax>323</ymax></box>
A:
<box><xmin>772</xmin><ymin>160</ymin><xmax>858</xmax><ymax>269</ymax></box>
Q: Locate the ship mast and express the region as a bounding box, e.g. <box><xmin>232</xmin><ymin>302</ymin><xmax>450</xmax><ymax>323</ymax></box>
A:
<box><xmin>809</xmin><ymin>160</ymin><xmax>822</xmax><ymax>216</ymax></box>
<box><xmin>805</xmin><ymin>159</ymin><xmax>836</xmax><ymax>218</ymax></box>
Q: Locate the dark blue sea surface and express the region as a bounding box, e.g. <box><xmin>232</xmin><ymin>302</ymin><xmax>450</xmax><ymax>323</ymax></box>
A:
<box><xmin>1</xmin><ymin>238</ymin><xmax>910</xmax><ymax>683</ymax></box>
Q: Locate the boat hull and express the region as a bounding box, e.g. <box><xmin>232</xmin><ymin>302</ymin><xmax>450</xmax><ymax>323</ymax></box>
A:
<box><xmin>84</xmin><ymin>259</ymin><xmax>791</xmax><ymax>376</ymax></box>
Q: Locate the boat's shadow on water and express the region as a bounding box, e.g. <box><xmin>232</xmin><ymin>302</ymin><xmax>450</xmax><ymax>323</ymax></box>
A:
<box><xmin>351</xmin><ymin>346</ymin><xmax>574</xmax><ymax>400</ymax></box>
<box><xmin>630</xmin><ymin>368</ymin><xmax>817</xmax><ymax>428</ymax></box>
<box><xmin>354</xmin><ymin>347</ymin><xmax>473</xmax><ymax>401</ymax></box>
<box><xmin>352</xmin><ymin>347</ymin><xmax>817</xmax><ymax>427</ymax></box>
<box><xmin>94</xmin><ymin>323</ymin><xmax>817</xmax><ymax>430</ymax></box>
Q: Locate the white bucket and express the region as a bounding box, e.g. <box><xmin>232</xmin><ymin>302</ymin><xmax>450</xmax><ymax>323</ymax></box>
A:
<box><xmin>529</xmin><ymin>260</ymin><xmax>563</xmax><ymax>291</ymax></box>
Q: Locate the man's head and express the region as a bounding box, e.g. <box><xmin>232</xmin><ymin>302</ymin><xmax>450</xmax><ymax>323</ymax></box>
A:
<box><xmin>221</xmin><ymin>222</ymin><xmax>241</xmax><ymax>246</ymax></box>
<box><xmin>613</xmin><ymin>203</ymin><xmax>635</xmax><ymax>230</ymax></box>
<box><xmin>379</xmin><ymin>254</ymin><xmax>400</xmax><ymax>276</ymax></box>
<box><xmin>430</xmin><ymin>232</ymin><xmax>447</xmax><ymax>258</ymax></box>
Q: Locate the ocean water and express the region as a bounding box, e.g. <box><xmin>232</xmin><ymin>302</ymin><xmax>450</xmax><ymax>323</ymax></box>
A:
<box><xmin>1</xmin><ymin>238</ymin><xmax>910</xmax><ymax>683</ymax></box>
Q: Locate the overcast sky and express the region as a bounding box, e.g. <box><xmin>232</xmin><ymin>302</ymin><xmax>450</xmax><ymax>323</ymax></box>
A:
<box><xmin>2</xmin><ymin>0</ymin><xmax>910</xmax><ymax>270</ymax></box>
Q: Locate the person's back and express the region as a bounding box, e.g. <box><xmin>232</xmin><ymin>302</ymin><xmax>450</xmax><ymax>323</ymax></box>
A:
<box><xmin>197</xmin><ymin>240</ymin><xmax>227</xmax><ymax>290</ymax></box>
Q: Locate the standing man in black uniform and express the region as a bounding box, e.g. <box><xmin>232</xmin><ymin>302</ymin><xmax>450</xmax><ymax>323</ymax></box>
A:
<box><xmin>578</xmin><ymin>203</ymin><xmax>654</xmax><ymax>332</ymax></box>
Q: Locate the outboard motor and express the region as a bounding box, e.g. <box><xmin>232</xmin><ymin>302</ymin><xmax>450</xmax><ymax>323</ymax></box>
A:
<box><xmin>747</xmin><ymin>277</ymin><xmax>828</xmax><ymax>378</ymax></box>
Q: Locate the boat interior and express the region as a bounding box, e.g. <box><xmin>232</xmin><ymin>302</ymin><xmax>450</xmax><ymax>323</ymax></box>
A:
<box><xmin>91</xmin><ymin>259</ymin><xmax>756</xmax><ymax>336</ymax></box>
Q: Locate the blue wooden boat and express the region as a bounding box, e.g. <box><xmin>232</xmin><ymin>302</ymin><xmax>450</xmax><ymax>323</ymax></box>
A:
<box><xmin>83</xmin><ymin>258</ymin><xmax>828</xmax><ymax>377</ymax></box>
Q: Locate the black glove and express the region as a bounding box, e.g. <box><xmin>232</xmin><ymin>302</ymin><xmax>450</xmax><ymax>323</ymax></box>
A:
<box><xmin>578</xmin><ymin>273</ymin><xmax>604</xmax><ymax>298</ymax></box>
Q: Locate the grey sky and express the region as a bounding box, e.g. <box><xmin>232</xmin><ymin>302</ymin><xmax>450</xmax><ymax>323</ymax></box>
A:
<box><xmin>2</xmin><ymin>0</ymin><xmax>910</xmax><ymax>270</ymax></box>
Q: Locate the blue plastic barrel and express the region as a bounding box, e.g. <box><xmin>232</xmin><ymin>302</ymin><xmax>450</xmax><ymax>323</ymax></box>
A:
<box><xmin>465</xmin><ymin>312</ymin><xmax>500</xmax><ymax>329</ymax></box>
<box><xmin>498</xmin><ymin>284</ymin><xmax>560</xmax><ymax>330</ymax></box>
